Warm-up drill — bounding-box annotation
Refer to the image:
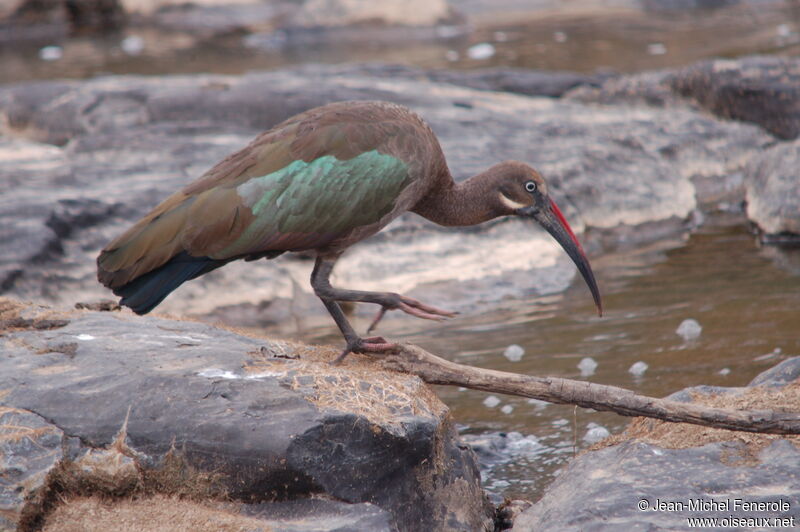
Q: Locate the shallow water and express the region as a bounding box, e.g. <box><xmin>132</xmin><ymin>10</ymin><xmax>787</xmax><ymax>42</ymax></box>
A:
<box><xmin>300</xmin><ymin>216</ymin><xmax>800</xmax><ymax>500</ymax></box>
<box><xmin>2</xmin><ymin>4</ymin><xmax>798</xmax><ymax>83</ymax></box>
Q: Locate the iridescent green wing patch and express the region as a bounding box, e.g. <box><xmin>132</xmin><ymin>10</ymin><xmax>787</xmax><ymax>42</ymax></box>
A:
<box><xmin>213</xmin><ymin>149</ymin><xmax>409</xmax><ymax>258</ymax></box>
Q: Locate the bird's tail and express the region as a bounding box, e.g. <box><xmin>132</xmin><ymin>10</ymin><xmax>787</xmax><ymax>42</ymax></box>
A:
<box><xmin>110</xmin><ymin>251</ymin><xmax>226</xmax><ymax>314</ymax></box>
<box><xmin>97</xmin><ymin>190</ymin><xmax>219</xmax><ymax>314</ymax></box>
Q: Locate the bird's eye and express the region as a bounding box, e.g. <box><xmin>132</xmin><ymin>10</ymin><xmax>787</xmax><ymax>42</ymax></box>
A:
<box><xmin>525</xmin><ymin>181</ymin><xmax>537</xmax><ymax>193</ymax></box>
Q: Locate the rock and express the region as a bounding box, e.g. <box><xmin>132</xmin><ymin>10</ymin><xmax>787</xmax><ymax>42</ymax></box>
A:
<box><xmin>570</xmin><ymin>56</ymin><xmax>800</xmax><ymax>141</ymax></box>
<box><xmin>513</xmin><ymin>357</ymin><xmax>800</xmax><ymax>531</ymax></box>
<box><xmin>670</xmin><ymin>56</ymin><xmax>800</xmax><ymax>140</ymax></box>
<box><xmin>288</xmin><ymin>0</ymin><xmax>453</xmax><ymax>28</ymax></box>
<box><xmin>675</xmin><ymin>318</ymin><xmax>702</xmax><ymax>341</ymax></box>
<box><xmin>0</xmin><ymin>298</ymin><xmax>494</xmax><ymax>531</ymax></box>
<box><xmin>44</xmin><ymin>495</ymin><xmax>395</xmax><ymax>531</ymax></box>
<box><xmin>0</xmin><ymin>408</ymin><xmax>65</xmax><ymax>530</ymax></box>
<box><xmin>346</xmin><ymin>63</ymin><xmax>610</xmax><ymax>98</ymax></box>
<box><xmin>745</xmin><ymin>139</ymin><xmax>800</xmax><ymax>242</ymax></box>
<box><xmin>0</xmin><ymin>63</ymin><xmax>771</xmax><ymax>323</ymax></box>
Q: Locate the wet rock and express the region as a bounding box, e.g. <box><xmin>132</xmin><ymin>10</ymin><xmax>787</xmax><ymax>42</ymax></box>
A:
<box><xmin>513</xmin><ymin>357</ymin><xmax>800</xmax><ymax>531</ymax></box>
<box><xmin>0</xmin><ymin>64</ymin><xmax>771</xmax><ymax>322</ymax></box>
<box><xmin>670</xmin><ymin>56</ymin><xmax>800</xmax><ymax>140</ymax></box>
<box><xmin>0</xmin><ymin>298</ymin><xmax>493</xmax><ymax>531</ymax></box>
<box><xmin>745</xmin><ymin>139</ymin><xmax>800</xmax><ymax>241</ymax></box>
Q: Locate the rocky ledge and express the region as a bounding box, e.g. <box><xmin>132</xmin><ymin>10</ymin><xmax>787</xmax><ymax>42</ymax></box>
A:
<box><xmin>514</xmin><ymin>357</ymin><xmax>800</xmax><ymax>531</ymax></box>
<box><xmin>0</xmin><ymin>298</ymin><xmax>494</xmax><ymax>531</ymax></box>
<box><xmin>3</xmin><ymin>56</ymin><xmax>798</xmax><ymax>328</ymax></box>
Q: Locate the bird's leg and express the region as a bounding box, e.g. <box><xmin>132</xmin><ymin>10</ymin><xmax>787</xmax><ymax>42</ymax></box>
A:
<box><xmin>312</xmin><ymin>257</ymin><xmax>397</xmax><ymax>363</ymax></box>
<box><xmin>310</xmin><ymin>257</ymin><xmax>455</xmax><ymax>362</ymax></box>
<box><xmin>319</xmin><ymin>298</ymin><xmax>396</xmax><ymax>364</ymax></box>
<box><xmin>312</xmin><ymin>257</ymin><xmax>457</xmax><ymax>330</ymax></box>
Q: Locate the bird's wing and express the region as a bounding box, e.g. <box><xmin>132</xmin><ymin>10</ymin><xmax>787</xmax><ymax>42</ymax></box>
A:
<box><xmin>98</xmin><ymin>113</ymin><xmax>412</xmax><ymax>289</ymax></box>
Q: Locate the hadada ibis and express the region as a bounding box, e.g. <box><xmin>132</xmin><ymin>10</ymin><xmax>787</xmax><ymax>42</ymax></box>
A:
<box><xmin>98</xmin><ymin>101</ymin><xmax>601</xmax><ymax>362</ymax></box>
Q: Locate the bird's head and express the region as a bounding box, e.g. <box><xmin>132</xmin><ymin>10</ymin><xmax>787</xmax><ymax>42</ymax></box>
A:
<box><xmin>490</xmin><ymin>161</ymin><xmax>602</xmax><ymax>316</ymax></box>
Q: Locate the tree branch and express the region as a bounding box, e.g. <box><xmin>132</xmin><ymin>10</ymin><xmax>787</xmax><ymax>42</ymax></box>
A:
<box><xmin>378</xmin><ymin>344</ymin><xmax>800</xmax><ymax>435</ymax></box>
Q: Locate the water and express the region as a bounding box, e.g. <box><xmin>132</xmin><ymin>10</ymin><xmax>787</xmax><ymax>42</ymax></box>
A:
<box><xmin>299</xmin><ymin>217</ymin><xmax>800</xmax><ymax>500</ymax></box>
<box><xmin>2</xmin><ymin>4</ymin><xmax>798</xmax><ymax>83</ymax></box>
<box><xmin>4</xmin><ymin>1</ymin><xmax>800</xmax><ymax>503</ymax></box>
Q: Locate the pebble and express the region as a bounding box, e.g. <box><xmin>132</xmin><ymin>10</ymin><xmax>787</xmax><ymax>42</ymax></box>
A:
<box><xmin>553</xmin><ymin>31</ymin><xmax>567</xmax><ymax>43</ymax></box>
<box><xmin>718</xmin><ymin>367</ymin><xmax>731</xmax><ymax>376</ymax></box>
<box><xmin>500</xmin><ymin>405</ymin><xmax>514</xmax><ymax>415</ymax></box>
<box><xmin>629</xmin><ymin>361</ymin><xmax>648</xmax><ymax>377</ymax></box>
<box><xmin>121</xmin><ymin>35</ymin><xmax>145</xmax><ymax>55</ymax></box>
<box><xmin>647</xmin><ymin>43</ymin><xmax>667</xmax><ymax>55</ymax></box>
<box><xmin>467</xmin><ymin>43</ymin><xmax>495</xmax><ymax>60</ymax></box>
<box><xmin>39</xmin><ymin>46</ymin><xmax>63</xmax><ymax>61</ymax></box>
<box><xmin>503</xmin><ymin>344</ymin><xmax>525</xmax><ymax>362</ymax></box>
<box><xmin>483</xmin><ymin>395</ymin><xmax>501</xmax><ymax>408</ymax></box>
<box><xmin>577</xmin><ymin>357</ymin><xmax>598</xmax><ymax>377</ymax></box>
<box><xmin>676</xmin><ymin>318</ymin><xmax>702</xmax><ymax>341</ymax></box>
<box><xmin>583</xmin><ymin>423</ymin><xmax>610</xmax><ymax>444</ymax></box>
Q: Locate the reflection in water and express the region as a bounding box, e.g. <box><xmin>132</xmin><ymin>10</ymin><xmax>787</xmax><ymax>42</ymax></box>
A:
<box><xmin>305</xmin><ymin>217</ymin><xmax>800</xmax><ymax>500</ymax></box>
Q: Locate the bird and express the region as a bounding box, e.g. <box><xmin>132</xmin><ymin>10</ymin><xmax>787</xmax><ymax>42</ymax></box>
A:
<box><xmin>98</xmin><ymin>100</ymin><xmax>601</xmax><ymax>363</ymax></box>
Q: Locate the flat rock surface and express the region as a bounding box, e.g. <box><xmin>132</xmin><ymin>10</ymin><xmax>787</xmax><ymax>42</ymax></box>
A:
<box><xmin>514</xmin><ymin>357</ymin><xmax>800</xmax><ymax>531</ymax></box>
<box><xmin>0</xmin><ymin>298</ymin><xmax>492</xmax><ymax>531</ymax></box>
<box><xmin>0</xmin><ymin>63</ymin><xmax>770</xmax><ymax>323</ymax></box>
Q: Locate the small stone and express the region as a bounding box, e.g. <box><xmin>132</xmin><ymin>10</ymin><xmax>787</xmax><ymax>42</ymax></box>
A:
<box><xmin>676</xmin><ymin>318</ymin><xmax>702</xmax><ymax>341</ymax></box>
<box><xmin>39</xmin><ymin>46</ymin><xmax>63</xmax><ymax>61</ymax></box>
<box><xmin>483</xmin><ymin>395</ymin><xmax>501</xmax><ymax>408</ymax></box>
<box><xmin>467</xmin><ymin>43</ymin><xmax>495</xmax><ymax>60</ymax></box>
<box><xmin>718</xmin><ymin>367</ymin><xmax>731</xmax><ymax>376</ymax></box>
<box><xmin>121</xmin><ymin>36</ymin><xmax>145</xmax><ymax>55</ymax></box>
<box><xmin>526</xmin><ymin>398</ymin><xmax>548</xmax><ymax>409</ymax></box>
<box><xmin>503</xmin><ymin>344</ymin><xmax>525</xmax><ymax>362</ymax></box>
<box><xmin>629</xmin><ymin>361</ymin><xmax>648</xmax><ymax>377</ymax></box>
<box><xmin>500</xmin><ymin>405</ymin><xmax>514</xmax><ymax>415</ymax></box>
<box><xmin>553</xmin><ymin>31</ymin><xmax>567</xmax><ymax>43</ymax></box>
<box><xmin>577</xmin><ymin>357</ymin><xmax>598</xmax><ymax>377</ymax></box>
<box><xmin>583</xmin><ymin>423</ymin><xmax>610</xmax><ymax>444</ymax></box>
<box><xmin>647</xmin><ymin>43</ymin><xmax>667</xmax><ymax>55</ymax></box>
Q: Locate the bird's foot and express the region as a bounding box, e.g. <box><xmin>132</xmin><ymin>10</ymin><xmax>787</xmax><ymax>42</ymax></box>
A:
<box><xmin>367</xmin><ymin>295</ymin><xmax>457</xmax><ymax>333</ymax></box>
<box><xmin>331</xmin><ymin>336</ymin><xmax>398</xmax><ymax>365</ymax></box>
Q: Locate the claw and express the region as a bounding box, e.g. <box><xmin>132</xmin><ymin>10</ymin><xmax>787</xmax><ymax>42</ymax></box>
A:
<box><xmin>331</xmin><ymin>336</ymin><xmax>399</xmax><ymax>365</ymax></box>
<box><xmin>367</xmin><ymin>295</ymin><xmax>457</xmax><ymax>333</ymax></box>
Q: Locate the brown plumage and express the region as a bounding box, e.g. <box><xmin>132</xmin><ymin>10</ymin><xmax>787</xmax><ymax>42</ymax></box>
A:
<box><xmin>98</xmin><ymin>100</ymin><xmax>601</xmax><ymax>362</ymax></box>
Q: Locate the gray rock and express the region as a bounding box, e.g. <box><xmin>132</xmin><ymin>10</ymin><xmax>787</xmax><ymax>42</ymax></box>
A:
<box><xmin>0</xmin><ymin>64</ymin><xmax>770</xmax><ymax>322</ymax></box>
<box><xmin>0</xmin><ymin>408</ymin><xmax>65</xmax><ymax>530</ymax></box>
<box><xmin>341</xmin><ymin>63</ymin><xmax>610</xmax><ymax>98</ymax></box>
<box><xmin>570</xmin><ymin>56</ymin><xmax>800</xmax><ymax>141</ymax></box>
<box><xmin>670</xmin><ymin>56</ymin><xmax>800</xmax><ymax>140</ymax></box>
<box><xmin>0</xmin><ymin>299</ymin><xmax>493</xmax><ymax>531</ymax></box>
<box><xmin>513</xmin><ymin>357</ymin><xmax>800</xmax><ymax>531</ymax></box>
<box><xmin>748</xmin><ymin>357</ymin><xmax>800</xmax><ymax>387</ymax></box>
<box><xmin>745</xmin><ymin>139</ymin><xmax>800</xmax><ymax>241</ymax></box>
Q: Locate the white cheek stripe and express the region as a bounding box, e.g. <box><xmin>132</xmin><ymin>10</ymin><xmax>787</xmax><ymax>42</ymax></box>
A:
<box><xmin>499</xmin><ymin>193</ymin><xmax>527</xmax><ymax>210</ymax></box>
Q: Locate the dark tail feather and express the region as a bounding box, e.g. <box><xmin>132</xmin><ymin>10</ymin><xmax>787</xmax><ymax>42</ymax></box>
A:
<box><xmin>113</xmin><ymin>251</ymin><xmax>227</xmax><ymax>315</ymax></box>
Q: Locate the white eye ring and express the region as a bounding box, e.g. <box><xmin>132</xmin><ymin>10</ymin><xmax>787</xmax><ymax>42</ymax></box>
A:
<box><xmin>525</xmin><ymin>181</ymin><xmax>537</xmax><ymax>193</ymax></box>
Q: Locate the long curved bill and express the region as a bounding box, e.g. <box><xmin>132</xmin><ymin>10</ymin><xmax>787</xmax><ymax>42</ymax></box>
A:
<box><xmin>523</xmin><ymin>199</ymin><xmax>602</xmax><ymax>316</ymax></box>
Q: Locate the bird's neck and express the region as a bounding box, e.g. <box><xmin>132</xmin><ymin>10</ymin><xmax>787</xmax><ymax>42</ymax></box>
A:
<box><xmin>412</xmin><ymin>170</ymin><xmax>500</xmax><ymax>227</ymax></box>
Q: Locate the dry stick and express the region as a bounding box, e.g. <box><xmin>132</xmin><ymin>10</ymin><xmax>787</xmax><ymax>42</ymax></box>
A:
<box><xmin>378</xmin><ymin>344</ymin><xmax>800</xmax><ymax>435</ymax></box>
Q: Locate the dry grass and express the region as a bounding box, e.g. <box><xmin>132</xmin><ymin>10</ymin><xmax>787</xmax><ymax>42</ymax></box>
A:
<box><xmin>0</xmin><ymin>406</ymin><xmax>60</xmax><ymax>445</ymax></box>
<box><xmin>244</xmin><ymin>344</ymin><xmax>447</xmax><ymax>427</ymax></box>
<box><xmin>594</xmin><ymin>380</ymin><xmax>800</xmax><ymax>465</ymax></box>
<box><xmin>0</xmin><ymin>297</ymin><xmax>72</xmax><ymax>333</ymax></box>
<box><xmin>41</xmin><ymin>495</ymin><xmax>272</xmax><ymax>532</ymax></box>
